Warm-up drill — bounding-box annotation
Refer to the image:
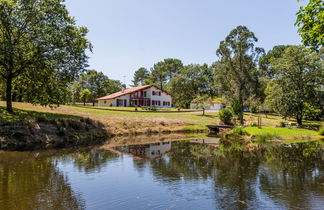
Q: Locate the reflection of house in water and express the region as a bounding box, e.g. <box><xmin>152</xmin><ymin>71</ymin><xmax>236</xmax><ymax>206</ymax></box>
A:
<box><xmin>115</xmin><ymin>142</ymin><xmax>172</xmax><ymax>158</ymax></box>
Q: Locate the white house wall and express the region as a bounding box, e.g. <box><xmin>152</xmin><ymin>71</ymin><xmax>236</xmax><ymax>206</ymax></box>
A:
<box><xmin>97</xmin><ymin>86</ymin><xmax>172</xmax><ymax>108</ymax></box>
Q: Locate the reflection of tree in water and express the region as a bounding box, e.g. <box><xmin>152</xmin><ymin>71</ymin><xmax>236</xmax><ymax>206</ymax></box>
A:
<box><xmin>0</xmin><ymin>151</ymin><xmax>85</xmax><ymax>210</ymax></box>
<box><xmin>259</xmin><ymin>141</ymin><xmax>324</xmax><ymax>209</ymax></box>
<box><xmin>57</xmin><ymin>148</ymin><xmax>119</xmax><ymax>173</ymax></box>
<box><xmin>146</xmin><ymin>140</ymin><xmax>324</xmax><ymax>210</ymax></box>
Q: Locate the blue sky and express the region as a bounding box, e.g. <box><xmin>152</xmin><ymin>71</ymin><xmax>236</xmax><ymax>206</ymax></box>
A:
<box><xmin>64</xmin><ymin>0</ymin><xmax>306</xmax><ymax>86</ymax></box>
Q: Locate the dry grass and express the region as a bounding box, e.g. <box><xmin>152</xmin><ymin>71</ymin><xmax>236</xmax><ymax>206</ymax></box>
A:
<box><xmin>1</xmin><ymin>102</ymin><xmax>322</xmax><ymax>137</ymax></box>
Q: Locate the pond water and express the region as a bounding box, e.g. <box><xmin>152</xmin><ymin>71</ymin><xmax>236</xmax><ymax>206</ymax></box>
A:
<box><xmin>0</xmin><ymin>139</ymin><xmax>323</xmax><ymax>210</ymax></box>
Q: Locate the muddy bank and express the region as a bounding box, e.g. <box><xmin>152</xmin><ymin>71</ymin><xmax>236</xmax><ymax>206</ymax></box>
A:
<box><xmin>0</xmin><ymin>118</ymin><xmax>110</xmax><ymax>151</ymax></box>
<box><xmin>0</xmin><ymin>117</ymin><xmax>209</xmax><ymax>151</ymax></box>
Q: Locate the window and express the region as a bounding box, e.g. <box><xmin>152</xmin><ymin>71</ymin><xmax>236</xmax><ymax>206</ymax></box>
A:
<box><xmin>158</xmin><ymin>101</ymin><xmax>161</xmax><ymax>106</ymax></box>
<box><xmin>104</xmin><ymin>101</ymin><xmax>107</xmax><ymax>104</ymax></box>
<box><xmin>152</xmin><ymin>91</ymin><xmax>155</xmax><ymax>95</ymax></box>
<box><xmin>144</xmin><ymin>91</ymin><xmax>147</xmax><ymax>97</ymax></box>
<box><xmin>158</xmin><ymin>92</ymin><xmax>161</xmax><ymax>96</ymax></box>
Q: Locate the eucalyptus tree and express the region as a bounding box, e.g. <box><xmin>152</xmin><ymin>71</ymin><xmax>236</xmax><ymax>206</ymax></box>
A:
<box><xmin>0</xmin><ymin>0</ymin><xmax>91</xmax><ymax>112</ymax></box>
<box><xmin>215</xmin><ymin>26</ymin><xmax>264</xmax><ymax>125</ymax></box>
<box><xmin>265</xmin><ymin>45</ymin><xmax>323</xmax><ymax>125</ymax></box>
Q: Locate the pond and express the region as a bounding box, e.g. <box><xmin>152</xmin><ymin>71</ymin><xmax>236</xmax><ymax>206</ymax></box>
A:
<box><xmin>0</xmin><ymin>139</ymin><xmax>323</xmax><ymax>210</ymax></box>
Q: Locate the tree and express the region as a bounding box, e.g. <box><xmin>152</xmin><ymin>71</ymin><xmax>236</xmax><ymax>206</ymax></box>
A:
<box><xmin>72</xmin><ymin>70</ymin><xmax>122</xmax><ymax>105</ymax></box>
<box><xmin>215</xmin><ymin>26</ymin><xmax>264</xmax><ymax>125</ymax></box>
<box><xmin>296</xmin><ymin>0</ymin><xmax>324</xmax><ymax>51</ymax></box>
<box><xmin>151</xmin><ymin>58</ymin><xmax>183</xmax><ymax>90</ymax></box>
<box><xmin>132</xmin><ymin>67</ymin><xmax>150</xmax><ymax>86</ymax></box>
<box><xmin>0</xmin><ymin>0</ymin><xmax>91</xmax><ymax>112</ymax></box>
<box><xmin>259</xmin><ymin>45</ymin><xmax>291</xmax><ymax>79</ymax></box>
<box><xmin>79</xmin><ymin>89</ymin><xmax>91</xmax><ymax>106</ymax></box>
<box><xmin>167</xmin><ymin>64</ymin><xmax>216</xmax><ymax>108</ymax></box>
<box><xmin>265</xmin><ymin>46</ymin><xmax>323</xmax><ymax>125</ymax></box>
<box><xmin>191</xmin><ymin>95</ymin><xmax>213</xmax><ymax>116</ymax></box>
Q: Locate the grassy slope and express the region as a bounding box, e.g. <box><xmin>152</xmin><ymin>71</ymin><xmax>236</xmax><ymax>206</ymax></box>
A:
<box><xmin>1</xmin><ymin>102</ymin><xmax>322</xmax><ymax>137</ymax></box>
<box><xmin>245</xmin><ymin>126</ymin><xmax>320</xmax><ymax>140</ymax></box>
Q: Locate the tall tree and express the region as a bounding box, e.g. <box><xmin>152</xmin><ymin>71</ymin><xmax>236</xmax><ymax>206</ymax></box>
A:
<box><xmin>0</xmin><ymin>0</ymin><xmax>91</xmax><ymax>112</ymax></box>
<box><xmin>132</xmin><ymin>67</ymin><xmax>150</xmax><ymax>86</ymax></box>
<box><xmin>151</xmin><ymin>58</ymin><xmax>183</xmax><ymax>90</ymax></box>
<box><xmin>215</xmin><ymin>26</ymin><xmax>264</xmax><ymax>125</ymax></box>
<box><xmin>265</xmin><ymin>45</ymin><xmax>323</xmax><ymax>125</ymax></box>
<box><xmin>296</xmin><ymin>0</ymin><xmax>324</xmax><ymax>51</ymax></box>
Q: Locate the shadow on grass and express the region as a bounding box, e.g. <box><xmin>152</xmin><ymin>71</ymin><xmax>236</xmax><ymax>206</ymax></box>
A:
<box><xmin>0</xmin><ymin>106</ymin><xmax>81</xmax><ymax>123</ymax></box>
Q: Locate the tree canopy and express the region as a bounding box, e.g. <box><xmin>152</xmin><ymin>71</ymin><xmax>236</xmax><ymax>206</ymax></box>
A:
<box><xmin>0</xmin><ymin>0</ymin><xmax>91</xmax><ymax>112</ymax></box>
<box><xmin>296</xmin><ymin>0</ymin><xmax>324</xmax><ymax>51</ymax></box>
<box><xmin>265</xmin><ymin>45</ymin><xmax>323</xmax><ymax>125</ymax></box>
<box><xmin>71</xmin><ymin>70</ymin><xmax>122</xmax><ymax>105</ymax></box>
<box><xmin>215</xmin><ymin>26</ymin><xmax>264</xmax><ymax>125</ymax></box>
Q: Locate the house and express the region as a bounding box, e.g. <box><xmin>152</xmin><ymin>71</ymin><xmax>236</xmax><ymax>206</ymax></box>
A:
<box><xmin>190</xmin><ymin>98</ymin><xmax>227</xmax><ymax>111</ymax></box>
<box><xmin>96</xmin><ymin>85</ymin><xmax>172</xmax><ymax>108</ymax></box>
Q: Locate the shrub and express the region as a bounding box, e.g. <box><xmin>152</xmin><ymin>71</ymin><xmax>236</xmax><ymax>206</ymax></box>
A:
<box><xmin>319</xmin><ymin>128</ymin><xmax>324</xmax><ymax>136</ymax></box>
<box><xmin>142</xmin><ymin>106</ymin><xmax>157</xmax><ymax>111</ymax></box>
<box><xmin>219</xmin><ymin>108</ymin><xmax>233</xmax><ymax>125</ymax></box>
<box><xmin>255</xmin><ymin>133</ymin><xmax>281</xmax><ymax>142</ymax></box>
<box><xmin>280</xmin><ymin>122</ymin><xmax>286</xmax><ymax>127</ymax></box>
<box><xmin>232</xmin><ymin>126</ymin><xmax>249</xmax><ymax>136</ymax></box>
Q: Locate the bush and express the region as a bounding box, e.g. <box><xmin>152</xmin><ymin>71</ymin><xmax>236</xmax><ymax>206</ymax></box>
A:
<box><xmin>280</xmin><ymin>122</ymin><xmax>286</xmax><ymax>127</ymax></box>
<box><xmin>255</xmin><ymin>133</ymin><xmax>281</xmax><ymax>142</ymax></box>
<box><xmin>219</xmin><ymin>108</ymin><xmax>233</xmax><ymax>125</ymax></box>
<box><xmin>142</xmin><ymin>106</ymin><xmax>157</xmax><ymax>111</ymax></box>
<box><xmin>319</xmin><ymin>128</ymin><xmax>324</xmax><ymax>136</ymax></box>
<box><xmin>231</xmin><ymin>126</ymin><xmax>249</xmax><ymax>136</ymax></box>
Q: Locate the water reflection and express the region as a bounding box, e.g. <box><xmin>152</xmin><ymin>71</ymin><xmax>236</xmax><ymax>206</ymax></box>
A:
<box><xmin>0</xmin><ymin>140</ymin><xmax>323</xmax><ymax>209</ymax></box>
<box><xmin>114</xmin><ymin>142</ymin><xmax>172</xmax><ymax>158</ymax></box>
<box><xmin>0</xmin><ymin>151</ymin><xmax>85</xmax><ymax>210</ymax></box>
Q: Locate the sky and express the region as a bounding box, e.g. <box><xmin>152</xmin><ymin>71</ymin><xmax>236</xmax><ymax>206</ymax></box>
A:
<box><xmin>64</xmin><ymin>0</ymin><xmax>307</xmax><ymax>86</ymax></box>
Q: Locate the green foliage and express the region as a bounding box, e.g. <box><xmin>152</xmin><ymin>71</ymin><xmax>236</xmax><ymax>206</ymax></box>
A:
<box><xmin>141</xmin><ymin>106</ymin><xmax>157</xmax><ymax>111</ymax></box>
<box><xmin>319</xmin><ymin>128</ymin><xmax>324</xmax><ymax>136</ymax></box>
<box><xmin>0</xmin><ymin>0</ymin><xmax>91</xmax><ymax>112</ymax></box>
<box><xmin>167</xmin><ymin>64</ymin><xmax>216</xmax><ymax>108</ymax></box>
<box><xmin>231</xmin><ymin>126</ymin><xmax>249</xmax><ymax>136</ymax></box>
<box><xmin>231</xmin><ymin>99</ymin><xmax>241</xmax><ymax>117</ymax></box>
<box><xmin>264</xmin><ymin>46</ymin><xmax>323</xmax><ymax>125</ymax></box>
<box><xmin>215</xmin><ymin>26</ymin><xmax>264</xmax><ymax>125</ymax></box>
<box><xmin>150</xmin><ymin>58</ymin><xmax>183</xmax><ymax>90</ymax></box>
<box><xmin>191</xmin><ymin>95</ymin><xmax>213</xmax><ymax>115</ymax></box>
<box><xmin>79</xmin><ymin>89</ymin><xmax>91</xmax><ymax>105</ymax></box>
<box><xmin>132</xmin><ymin>67</ymin><xmax>150</xmax><ymax>86</ymax></box>
<box><xmin>304</xmin><ymin>102</ymin><xmax>323</xmax><ymax>121</ymax></box>
<box><xmin>296</xmin><ymin>0</ymin><xmax>324</xmax><ymax>51</ymax></box>
<box><xmin>219</xmin><ymin>108</ymin><xmax>233</xmax><ymax>125</ymax></box>
<box><xmin>254</xmin><ymin>133</ymin><xmax>281</xmax><ymax>143</ymax></box>
<box><xmin>71</xmin><ymin>70</ymin><xmax>122</xmax><ymax>104</ymax></box>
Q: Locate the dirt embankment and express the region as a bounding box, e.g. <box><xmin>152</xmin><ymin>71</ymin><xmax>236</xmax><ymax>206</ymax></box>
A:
<box><xmin>0</xmin><ymin>118</ymin><xmax>110</xmax><ymax>151</ymax></box>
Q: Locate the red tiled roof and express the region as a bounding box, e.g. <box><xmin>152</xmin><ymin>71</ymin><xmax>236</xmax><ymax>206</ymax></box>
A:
<box><xmin>96</xmin><ymin>85</ymin><xmax>153</xmax><ymax>101</ymax></box>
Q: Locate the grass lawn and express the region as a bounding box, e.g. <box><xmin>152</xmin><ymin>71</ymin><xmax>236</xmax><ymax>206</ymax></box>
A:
<box><xmin>244</xmin><ymin>126</ymin><xmax>321</xmax><ymax>140</ymax></box>
<box><xmin>0</xmin><ymin>102</ymin><xmax>322</xmax><ymax>137</ymax></box>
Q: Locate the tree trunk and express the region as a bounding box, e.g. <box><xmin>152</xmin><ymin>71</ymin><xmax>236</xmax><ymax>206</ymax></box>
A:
<box><xmin>238</xmin><ymin>94</ymin><xmax>244</xmax><ymax>125</ymax></box>
<box><xmin>83</xmin><ymin>98</ymin><xmax>86</xmax><ymax>106</ymax></box>
<box><xmin>6</xmin><ymin>77</ymin><xmax>13</xmax><ymax>113</ymax></box>
<box><xmin>296</xmin><ymin>114</ymin><xmax>303</xmax><ymax>126</ymax></box>
<box><xmin>92</xmin><ymin>100</ymin><xmax>95</xmax><ymax>106</ymax></box>
<box><xmin>203</xmin><ymin>108</ymin><xmax>205</xmax><ymax>116</ymax></box>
